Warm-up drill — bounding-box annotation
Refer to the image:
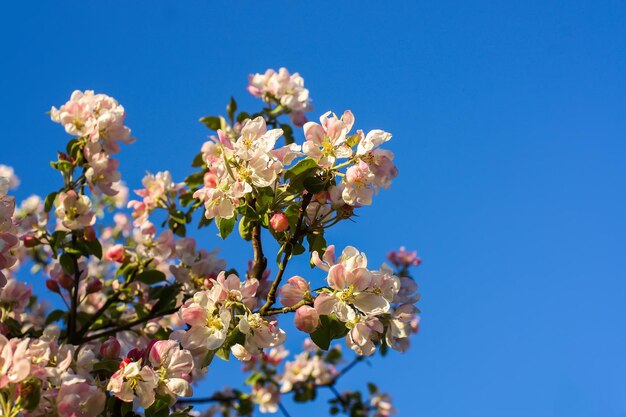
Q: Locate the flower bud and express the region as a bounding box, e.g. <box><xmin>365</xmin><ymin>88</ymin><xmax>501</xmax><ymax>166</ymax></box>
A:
<box><xmin>231</xmin><ymin>343</ymin><xmax>252</xmax><ymax>361</ymax></box>
<box><xmin>23</xmin><ymin>235</ymin><xmax>39</xmax><ymax>248</ymax></box>
<box><xmin>294</xmin><ymin>305</ymin><xmax>319</xmax><ymax>333</ymax></box>
<box><xmin>45</xmin><ymin>279</ymin><xmax>60</xmax><ymax>293</ymax></box>
<box><xmin>204</xmin><ymin>171</ymin><xmax>218</xmax><ymax>188</ymax></box>
<box><xmin>83</xmin><ymin>226</ymin><xmax>97</xmax><ymax>242</ymax></box>
<box><xmin>106</xmin><ymin>244</ymin><xmax>126</xmax><ymax>263</ymax></box>
<box><xmin>57</xmin><ymin>273</ymin><xmax>74</xmax><ymax>290</ymax></box>
<box><xmin>100</xmin><ymin>337</ymin><xmax>121</xmax><ymax>359</ymax></box>
<box><xmin>269</xmin><ymin>213</ymin><xmax>289</xmax><ymax>233</ymax></box>
<box><xmin>279</xmin><ymin>276</ymin><xmax>309</xmax><ymax>307</ymax></box>
<box><xmin>86</xmin><ymin>279</ymin><xmax>102</xmax><ymax>294</ymax></box>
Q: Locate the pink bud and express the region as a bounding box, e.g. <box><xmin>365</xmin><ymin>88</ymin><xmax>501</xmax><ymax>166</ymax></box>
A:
<box><xmin>58</xmin><ymin>273</ymin><xmax>74</xmax><ymax>290</ymax></box>
<box><xmin>83</xmin><ymin>226</ymin><xmax>97</xmax><ymax>242</ymax></box>
<box><xmin>269</xmin><ymin>213</ymin><xmax>289</xmax><ymax>233</ymax></box>
<box><xmin>100</xmin><ymin>337</ymin><xmax>121</xmax><ymax>359</ymax></box>
<box><xmin>23</xmin><ymin>235</ymin><xmax>39</xmax><ymax>248</ymax></box>
<box><xmin>279</xmin><ymin>276</ymin><xmax>309</xmax><ymax>307</ymax></box>
<box><xmin>106</xmin><ymin>244</ymin><xmax>126</xmax><ymax>263</ymax></box>
<box><xmin>45</xmin><ymin>279</ymin><xmax>60</xmax><ymax>293</ymax></box>
<box><xmin>203</xmin><ymin>171</ymin><xmax>218</xmax><ymax>188</ymax></box>
<box><xmin>294</xmin><ymin>305</ymin><xmax>319</xmax><ymax>333</ymax></box>
<box><xmin>290</xmin><ymin>111</ymin><xmax>308</xmax><ymax>127</ymax></box>
<box><xmin>86</xmin><ymin>279</ymin><xmax>102</xmax><ymax>294</ymax></box>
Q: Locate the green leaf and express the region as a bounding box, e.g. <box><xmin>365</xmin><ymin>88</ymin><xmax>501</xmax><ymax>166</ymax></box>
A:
<box><xmin>227</xmin><ymin>96</ymin><xmax>237</xmax><ymax>121</ymax></box>
<box><xmin>238</xmin><ymin>216</ymin><xmax>254</xmax><ymax>241</ymax></box>
<box><xmin>170</xmin><ymin>209</ymin><xmax>187</xmax><ymax>224</ymax></box>
<box><xmin>237</xmin><ymin>112</ymin><xmax>250</xmax><ymax>123</ymax></box>
<box><xmin>136</xmin><ymin>269</ymin><xmax>167</xmax><ymax>285</ymax></box>
<box><xmin>44</xmin><ymin>191</ymin><xmax>57</xmax><ymax>213</ymax></box>
<box><xmin>83</xmin><ymin>238</ymin><xmax>103</xmax><ymax>259</ymax></box>
<box><xmin>285</xmin><ymin>158</ymin><xmax>318</xmax><ymax>178</ymax></box>
<box><xmin>281</xmin><ymin>123</ymin><xmax>295</xmax><ymax>145</ymax></box>
<box><xmin>191</xmin><ymin>152</ymin><xmax>205</xmax><ymax>168</ymax></box>
<box><xmin>310</xmin><ymin>314</ymin><xmax>349</xmax><ymax>350</ymax></box>
<box><xmin>45</xmin><ymin>309</ymin><xmax>67</xmax><ymax>325</ymax></box>
<box><xmin>216</xmin><ymin>216</ymin><xmax>236</xmax><ymax>239</ymax></box>
<box><xmin>185</xmin><ymin>171</ymin><xmax>205</xmax><ymax>188</ymax></box>
<box><xmin>285</xmin><ymin>159</ymin><xmax>320</xmax><ymax>193</ymax></box>
<box><xmin>307</xmin><ymin>233</ymin><xmax>327</xmax><ymax>264</ymax></box>
<box><xmin>199</xmin><ymin>115</ymin><xmax>222</xmax><ymax>130</ymax></box>
<box><xmin>92</xmin><ymin>359</ymin><xmax>121</xmax><ymax>374</ymax></box>
<box><xmin>303</xmin><ymin>176</ymin><xmax>327</xmax><ymax>194</ymax></box>
<box><xmin>145</xmin><ymin>397</ymin><xmax>170</xmax><ymax>417</ymax></box>
<box><xmin>198</xmin><ymin>213</ymin><xmax>213</xmax><ymax>229</ymax></box>
<box><xmin>59</xmin><ymin>253</ymin><xmax>75</xmax><ymax>274</ymax></box>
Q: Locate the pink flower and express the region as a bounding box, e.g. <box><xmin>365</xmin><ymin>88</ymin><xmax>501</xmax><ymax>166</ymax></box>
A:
<box><xmin>107</xmin><ymin>359</ymin><xmax>158</xmax><ymax>409</ymax></box>
<box><xmin>302</xmin><ymin>110</ymin><xmax>354</xmax><ymax>168</ymax></box>
<box><xmin>386</xmin><ymin>247</ymin><xmax>421</xmax><ymax>268</ymax></box>
<box><xmin>214</xmin><ymin>271</ymin><xmax>259</xmax><ymax>310</ymax></box>
<box><xmin>238</xmin><ymin>313</ymin><xmax>286</xmax><ymax>353</ymax></box>
<box><xmin>294</xmin><ymin>306</ymin><xmax>319</xmax><ymax>333</ymax></box>
<box><xmin>148</xmin><ymin>340</ymin><xmax>193</xmax><ymax>402</ymax></box>
<box><xmin>179</xmin><ymin>287</ymin><xmax>231</xmax><ymax>355</ymax></box>
<box><xmin>248</xmin><ymin>68</ymin><xmax>313</xmax><ymax>114</ymax></box>
<box><xmin>0</xmin><ymin>335</ymin><xmax>30</xmax><ymax>388</ymax></box>
<box><xmin>57</xmin><ymin>375</ymin><xmax>106</xmax><ymax>417</ymax></box>
<box><xmin>54</xmin><ymin>191</ymin><xmax>95</xmax><ymax>230</ymax></box>
<box><xmin>279</xmin><ymin>276</ymin><xmax>309</xmax><ymax>307</ymax></box>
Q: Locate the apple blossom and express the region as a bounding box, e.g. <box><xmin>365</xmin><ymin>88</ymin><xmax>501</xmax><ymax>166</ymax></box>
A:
<box><xmin>238</xmin><ymin>313</ymin><xmax>286</xmax><ymax>353</ymax></box>
<box><xmin>54</xmin><ymin>190</ymin><xmax>95</xmax><ymax>230</ymax></box>
<box><xmin>107</xmin><ymin>358</ymin><xmax>159</xmax><ymax>409</ymax></box>
<box><xmin>57</xmin><ymin>375</ymin><xmax>106</xmax><ymax>417</ymax></box>
<box><xmin>279</xmin><ymin>276</ymin><xmax>310</xmax><ymax>307</ymax></box>
<box><xmin>148</xmin><ymin>340</ymin><xmax>194</xmax><ymax>403</ymax></box>
<box><xmin>294</xmin><ymin>305</ymin><xmax>319</xmax><ymax>333</ymax></box>
<box><xmin>0</xmin><ymin>165</ymin><xmax>19</xmax><ymax>190</ymax></box>
<box><xmin>303</xmin><ymin>110</ymin><xmax>354</xmax><ymax>168</ymax></box>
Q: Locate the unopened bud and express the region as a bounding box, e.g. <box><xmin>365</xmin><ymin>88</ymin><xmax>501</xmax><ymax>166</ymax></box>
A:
<box><xmin>269</xmin><ymin>213</ymin><xmax>289</xmax><ymax>233</ymax></box>
<box><xmin>100</xmin><ymin>336</ymin><xmax>121</xmax><ymax>359</ymax></box>
<box><xmin>23</xmin><ymin>235</ymin><xmax>39</xmax><ymax>248</ymax></box>
<box><xmin>45</xmin><ymin>279</ymin><xmax>60</xmax><ymax>293</ymax></box>
<box><xmin>106</xmin><ymin>244</ymin><xmax>126</xmax><ymax>263</ymax></box>
<box><xmin>294</xmin><ymin>305</ymin><xmax>319</xmax><ymax>333</ymax></box>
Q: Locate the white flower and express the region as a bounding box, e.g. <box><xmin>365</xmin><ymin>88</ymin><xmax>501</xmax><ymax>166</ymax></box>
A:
<box><xmin>107</xmin><ymin>359</ymin><xmax>159</xmax><ymax>409</ymax></box>
<box><xmin>148</xmin><ymin>340</ymin><xmax>194</xmax><ymax>403</ymax></box>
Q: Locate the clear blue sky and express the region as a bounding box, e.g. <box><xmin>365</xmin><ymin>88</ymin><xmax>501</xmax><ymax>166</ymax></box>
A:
<box><xmin>2</xmin><ymin>1</ymin><xmax>626</xmax><ymax>416</ymax></box>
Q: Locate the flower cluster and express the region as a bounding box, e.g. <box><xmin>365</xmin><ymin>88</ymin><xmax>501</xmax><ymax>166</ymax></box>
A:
<box><xmin>0</xmin><ymin>69</ymin><xmax>418</xmax><ymax>417</ymax></box>
<box><xmin>51</xmin><ymin>90</ymin><xmax>134</xmax><ymax>196</ymax></box>
<box><xmin>248</xmin><ymin>67</ymin><xmax>313</xmax><ymax>126</ymax></box>
<box><xmin>303</xmin><ymin>110</ymin><xmax>398</xmax><ymax>207</ymax></box>
<box><xmin>193</xmin><ymin>116</ymin><xmax>299</xmax><ymax>220</ymax></box>
<box><xmin>0</xmin><ymin>174</ymin><xmax>18</xmax><ymax>288</ymax></box>
<box><xmin>309</xmin><ymin>245</ymin><xmax>419</xmax><ymax>356</ymax></box>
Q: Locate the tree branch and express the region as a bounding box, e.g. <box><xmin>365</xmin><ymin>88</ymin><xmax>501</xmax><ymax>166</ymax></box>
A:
<box><xmin>67</xmin><ymin>234</ymin><xmax>82</xmax><ymax>344</ymax></box>
<box><xmin>180</xmin><ymin>354</ymin><xmax>365</xmax><ymax>405</ymax></box>
<box><xmin>248</xmin><ymin>223</ymin><xmax>267</xmax><ymax>281</ymax></box>
<box><xmin>259</xmin><ymin>193</ymin><xmax>312</xmax><ymax>314</ymax></box>
<box><xmin>80</xmin><ymin>306</ymin><xmax>179</xmax><ymax>343</ymax></box>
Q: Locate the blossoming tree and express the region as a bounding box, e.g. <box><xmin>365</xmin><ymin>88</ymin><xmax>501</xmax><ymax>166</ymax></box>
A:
<box><xmin>0</xmin><ymin>68</ymin><xmax>422</xmax><ymax>417</ymax></box>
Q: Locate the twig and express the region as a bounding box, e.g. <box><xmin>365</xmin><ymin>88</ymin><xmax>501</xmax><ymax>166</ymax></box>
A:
<box><xmin>80</xmin><ymin>306</ymin><xmax>179</xmax><ymax>343</ymax></box>
<box><xmin>259</xmin><ymin>193</ymin><xmax>312</xmax><ymax>314</ymax></box>
<box><xmin>260</xmin><ymin>299</ymin><xmax>313</xmax><ymax>316</ymax></box>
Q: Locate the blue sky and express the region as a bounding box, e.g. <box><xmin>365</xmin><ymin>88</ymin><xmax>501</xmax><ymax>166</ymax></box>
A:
<box><xmin>2</xmin><ymin>1</ymin><xmax>626</xmax><ymax>416</ymax></box>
